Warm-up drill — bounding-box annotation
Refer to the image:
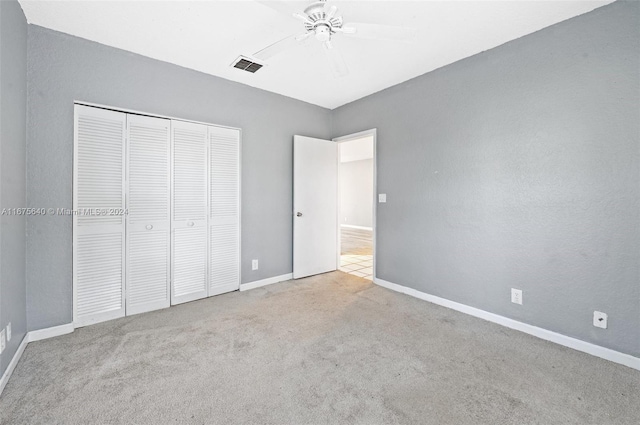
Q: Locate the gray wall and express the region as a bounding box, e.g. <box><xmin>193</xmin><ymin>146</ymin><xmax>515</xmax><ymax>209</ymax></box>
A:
<box><xmin>26</xmin><ymin>25</ymin><xmax>331</xmax><ymax>331</ymax></box>
<box><xmin>340</xmin><ymin>159</ymin><xmax>373</xmax><ymax>228</ymax></box>
<box><xmin>0</xmin><ymin>0</ymin><xmax>28</xmax><ymax>377</ymax></box>
<box><xmin>332</xmin><ymin>1</ymin><xmax>640</xmax><ymax>357</ymax></box>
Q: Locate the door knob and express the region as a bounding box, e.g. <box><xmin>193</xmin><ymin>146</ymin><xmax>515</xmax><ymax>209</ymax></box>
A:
<box><xmin>296</xmin><ymin>212</ymin><xmax>303</xmax><ymax>217</ymax></box>
<box><xmin>146</xmin><ymin>224</ymin><xmax>153</xmax><ymax>230</ymax></box>
<box><xmin>187</xmin><ymin>221</ymin><xmax>195</xmax><ymax>227</ymax></box>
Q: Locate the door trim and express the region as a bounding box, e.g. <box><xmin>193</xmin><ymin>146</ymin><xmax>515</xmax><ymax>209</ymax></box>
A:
<box><xmin>333</xmin><ymin>129</ymin><xmax>377</xmax><ymax>281</ymax></box>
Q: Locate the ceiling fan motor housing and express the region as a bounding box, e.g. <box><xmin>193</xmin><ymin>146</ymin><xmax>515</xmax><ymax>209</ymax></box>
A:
<box><xmin>303</xmin><ymin>1</ymin><xmax>344</xmax><ymax>41</ymax></box>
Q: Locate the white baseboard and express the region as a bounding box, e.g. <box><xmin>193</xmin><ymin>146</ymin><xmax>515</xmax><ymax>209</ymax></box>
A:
<box><xmin>240</xmin><ymin>273</ymin><xmax>293</xmax><ymax>291</ymax></box>
<box><xmin>0</xmin><ymin>323</ymin><xmax>75</xmax><ymax>397</ymax></box>
<box><xmin>374</xmin><ymin>277</ymin><xmax>640</xmax><ymax>371</ymax></box>
<box><xmin>0</xmin><ymin>335</ymin><xmax>29</xmax><ymax>395</ymax></box>
<box><xmin>341</xmin><ymin>224</ymin><xmax>373</xmax><ymax>231</ymax></box>
<box><xmin>28</xmin><ymin>323</ymin><xmax>74</xmax><ymax>342</ymax></box>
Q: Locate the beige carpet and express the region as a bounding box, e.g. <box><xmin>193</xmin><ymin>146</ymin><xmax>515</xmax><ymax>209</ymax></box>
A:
<box><xmin>1</xmin><ymin>272</ymin><xmax>638</xmax><ymax>424</ymax></box>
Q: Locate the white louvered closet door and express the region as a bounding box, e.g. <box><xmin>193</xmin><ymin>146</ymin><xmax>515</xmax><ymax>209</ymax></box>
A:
<box><xmin>208</xmin><ymin>126</ymin><xmax>240</xmax><ymax>296</ymax></box>
<box><xmin>73</xmin><ymin>105</ymin><xmax>126</xmax><ymax>327</ymax></box>
<box><xmin>171</xmin><ymin>120</ymin><xmax>208</xmax><ymax>305</ymax></box>
<box><xmin>126</xmin><ymin>114</ymin><xmax>171</xmax><ymax>315</ymax></box>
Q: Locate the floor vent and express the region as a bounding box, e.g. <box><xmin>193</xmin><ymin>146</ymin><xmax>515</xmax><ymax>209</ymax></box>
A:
<box><xmin>231</xmin><ymin>56</ymin><xmax>264</xmax><ymax>73</ymax></box>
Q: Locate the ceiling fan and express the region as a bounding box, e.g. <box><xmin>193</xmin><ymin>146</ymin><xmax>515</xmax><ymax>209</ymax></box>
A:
<box><xmin>253</xmin><ymin>0</ymin><xmax>416</xmax><ymax>77</ymax></box>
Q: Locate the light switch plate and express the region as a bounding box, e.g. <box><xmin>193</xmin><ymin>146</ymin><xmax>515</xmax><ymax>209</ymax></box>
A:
<box><xmin>378</xmin><ymin>194</ymin><xmax>387</xmax><ymax>203</ymax></box>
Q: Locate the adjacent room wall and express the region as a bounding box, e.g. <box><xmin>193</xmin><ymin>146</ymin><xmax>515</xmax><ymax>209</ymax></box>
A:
<box><xmin>0</xmin><ymin>0</ymin><xmax>28</xmax><ymax>377</ymax></box>
<box><xmin>332</xmin><ymin>1</ymin><xmax>640</xmax><ymax>357</ymax></box>
<box><xmin>26</xmin><ymin>25</ymin><xmax>331</xmax><ymax>331</ymax></box>
<box><xmin>340</xmin><ymin>159</ymin><xmax>373</xmax><ymax>228</ymax></box>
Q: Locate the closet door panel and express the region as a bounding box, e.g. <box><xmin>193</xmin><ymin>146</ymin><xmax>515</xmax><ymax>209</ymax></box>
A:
<box><xmin>171</xmin><ymin>120</ymin><xmax>208</xmax><ymax>304</ymax></box>
<box><xmin>126</xmin><ymin>114</ymin><xmax>171</xmax><ymax>315</ymax></box>
<box><xmin>208</xmin><ymin>126</ymin><xmax>240</xmax><ymax>296</ymax></box>
<box><xmin>73</xmin><ymin>105</ymin><xmax>126</xmax><ymax>327</ymax></box>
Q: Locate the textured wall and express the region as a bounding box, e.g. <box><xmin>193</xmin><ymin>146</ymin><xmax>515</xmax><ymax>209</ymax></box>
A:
<box><xmin>0</xmin><ymin>0</ymin><xmax>28</xmax><ymax>376</ymax></box>
<box><xmin>332</xmin><ymin>1</ymin><xmax>640</xmax><ymax>357</ymax></box>
<box><xmin>340</xmin><ymin>159</ymin><xmax>374</xmax><ymax>228</ymax></box>
<box><xmin>26</xmin><ymin>26</ymin><xmax>331</xmax><ymax>330</ymax></box>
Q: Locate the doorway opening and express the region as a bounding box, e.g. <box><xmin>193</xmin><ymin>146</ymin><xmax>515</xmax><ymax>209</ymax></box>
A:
<box><xmin>334</xmin><ymin>130</ymin><xmax>376</xmax><ymax>281</ymax></box>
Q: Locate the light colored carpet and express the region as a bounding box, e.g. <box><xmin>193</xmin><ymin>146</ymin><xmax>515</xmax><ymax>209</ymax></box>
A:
<box><xmin>1</xmin><ymin>272</ymin><xmax>639</xmax><ymax>424</ymax></box>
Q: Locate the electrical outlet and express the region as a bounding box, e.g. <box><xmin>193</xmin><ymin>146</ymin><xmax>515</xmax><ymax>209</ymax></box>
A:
<box><xmin>6</xmin><ymin>322</ymin><xmax>11</xmax><ymax>341</ymax></box>
<box><xmin>252</xmin><ymin>259</ymin><xmax>259</xmax><ymax>271</ymax></box>
<box><xmin>0</xmin><ymin>329</ymin><xmax>5</xmax><ymax>354</ymax></box>
<box><xmin>593</xmin><ymin>311</ymin><xmax>608</xmax><ymax>329</ymax></box>
<box><xmin>378</xmin><ymin>193</ymin><xmax>387</xmax><ymax>203</ymax></box>
<box><xmin>511</xmin><ymin>288</ymin><xmax>523</xmax><ymax>305</ymax></box>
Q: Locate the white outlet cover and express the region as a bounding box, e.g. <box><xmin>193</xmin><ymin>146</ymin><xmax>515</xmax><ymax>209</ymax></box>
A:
<box><xmin>6</xmin><ymin>322</ymin><xmax>11</xmax><ymax>341</ymax></box>
<box><xmin>511</xmin><ymin>288</ymin><xmax>523</xmax><ymax>305</ymax></box>
<box><xmin>593</xmin><ymin>311</ymin><xmax>608</xmax><ymax>329</ymax></box>
<box><xmin>0</xmin><ymin>329</ymin><xmax>5</xmax><ymax>354</ymax></box>
<box><xmin>252</xmin><ymin>259</ymin><xmax>259</xmax><ymax>271</ymax></box>
<box><xmin>378</xmin><ymin>194</ymin><xmax>387</xmax><ymax>203</ymax></box>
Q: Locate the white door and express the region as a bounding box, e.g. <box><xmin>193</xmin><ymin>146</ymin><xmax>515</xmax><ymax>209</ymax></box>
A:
<box><xmin>73</xmin><ymin>105</ymin><xmax>126</xmax><ymax>327</ymax></box>
<box><xmin>171</xmin><ymin>120</ymin><xmax>208</xmax><ymax>304</ymax></box>
<box><xmin>208</xmin><ymin>126</ymin><xmax>240</xmax><ymax>296</ymax></box>
<box><xmin>293</xmin><ymin>135</ymin><xmax>338</xmax><ymax>279</ymax></box>
<box><xmin>126</xmin><ymin>114</ymin><xmax>171</xmax><ymax>315</ymax></box>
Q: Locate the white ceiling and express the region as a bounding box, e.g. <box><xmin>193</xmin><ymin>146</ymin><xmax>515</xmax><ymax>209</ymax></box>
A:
<box><xmin>19</xmin><ymin>0</ymin><xmax>614</xmax><ymax>109</ymax></box>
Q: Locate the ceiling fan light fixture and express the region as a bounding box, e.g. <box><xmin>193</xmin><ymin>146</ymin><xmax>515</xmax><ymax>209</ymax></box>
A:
<box><xmin>315</xmin><ymin>24</ymin><xmax>331</xmax><ymax>42</ymax></box>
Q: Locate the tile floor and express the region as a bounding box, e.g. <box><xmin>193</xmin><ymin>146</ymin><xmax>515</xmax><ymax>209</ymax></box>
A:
<box><xmin>339</xmin><ymin>254</ymin><xmax>373</xmax><ymax>280</ymax></box>
<box><xmin>340</xmin><ymin>226</ymin><xmax>373</xmax><ymax>281</ymax></box>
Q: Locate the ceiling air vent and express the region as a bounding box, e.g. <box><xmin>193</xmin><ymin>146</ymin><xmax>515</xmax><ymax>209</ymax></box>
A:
<box><xmin>231</xmin><ymin>56</ymin><xmax>264</xmax><ymax>73</ymax></box>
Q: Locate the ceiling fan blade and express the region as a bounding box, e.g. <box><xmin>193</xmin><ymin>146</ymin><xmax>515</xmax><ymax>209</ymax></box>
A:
<box><xmin>254</xmin><ymin>0</ymin><xmax>300</xmax><ymax>18</ymax></box>
<box><xmin>326</xmin><ymin>5</ymin><xmax>338</xmax><ymax>20</ymax></box>
<box><xmin>323</xmin><ymin>41</ymin><xmax>349</xmax><ymax>78</ymax></box>
<box><xmin>295</xmin><ymin>32</ymin><xmax>313</xmax><ymax>43</ymax></box>
<box><xmin>335</xmin><ymin>26</ymin><xmax>356</xmax><ymax>34</ymax></box>
<box><xmin>293</xmin><ymin>12</ymin><xmax>314</xmax><ymax>26</ymax></box>
<box><xmin>254</xmin><ymin>33</ymin><xmax>305</xmax><ymax>61</ymax></box>
<box><xmin>341</xmin><ymin>22</ymin><xmax>417</xmax><ymax>43</ymax></box>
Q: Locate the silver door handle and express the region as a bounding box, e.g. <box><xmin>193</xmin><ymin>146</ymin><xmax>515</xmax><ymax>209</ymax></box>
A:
<box><xmin>296</xmin><ymin>212</ymin><xmax>303</xmax><ymax>217</ymax></box>
<box><xmin>187</xmin><ymin>221</ymin><xmax>195</xmax><ymax>227</ymax></box>
<box><xmin>146</xmin><ymin>224</ymin><xmax>153</xmax><ymax>230</ymax></box>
